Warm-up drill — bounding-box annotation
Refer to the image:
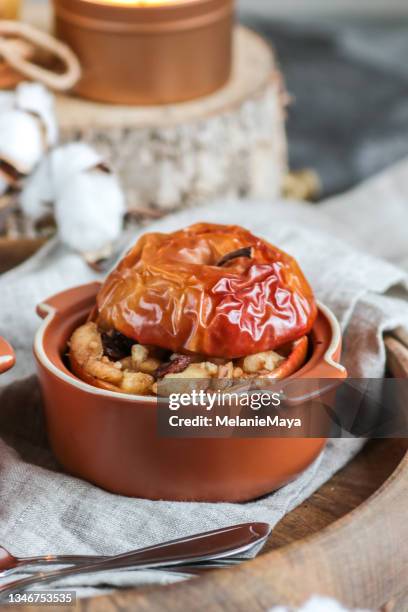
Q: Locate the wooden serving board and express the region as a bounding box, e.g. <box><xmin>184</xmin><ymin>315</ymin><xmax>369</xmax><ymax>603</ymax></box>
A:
<box><xmin>2</xmin><ymin>337</ymin><xmax>406</xmax><ymax>612</ymax></box>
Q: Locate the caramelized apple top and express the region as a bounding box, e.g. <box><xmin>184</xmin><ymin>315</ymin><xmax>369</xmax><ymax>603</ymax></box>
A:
<box><xmin>93</xmin><ymin>223</ymin><xmax>317</xmax><ymax>359</ymax></box>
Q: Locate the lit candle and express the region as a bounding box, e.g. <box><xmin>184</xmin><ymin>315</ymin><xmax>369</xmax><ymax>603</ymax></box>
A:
<box><xmin>54</xmin><ymin>0</ymin><xmax>234</xmax><ymax>104</ymax></box>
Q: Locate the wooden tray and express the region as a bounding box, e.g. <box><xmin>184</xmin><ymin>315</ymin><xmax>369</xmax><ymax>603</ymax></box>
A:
<box><xmin>2</xmin><ymin>337</ymin><xmax>405</xmax><ymax>612</ymax></box>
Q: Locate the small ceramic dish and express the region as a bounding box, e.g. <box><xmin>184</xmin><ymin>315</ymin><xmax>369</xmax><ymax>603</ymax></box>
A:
<box><xmin>0</xmin><ymin>282</ymin><xmax>347</xmax><ymax>502</ymax></box>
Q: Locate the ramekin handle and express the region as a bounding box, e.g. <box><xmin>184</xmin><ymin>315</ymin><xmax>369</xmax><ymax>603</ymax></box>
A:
<box><xmin>0</xmin><ymin>337</ymin><xmax>16</xmax><ymax>374</ymax></box>
<box><xmin>36</xmin><ymin>282</ymin><xmax>102</xmax><ymax>320</ymax></box>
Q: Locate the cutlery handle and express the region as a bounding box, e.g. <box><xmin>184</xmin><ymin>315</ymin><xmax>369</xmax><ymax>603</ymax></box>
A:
<box><xmin>0</xmin><ymin>523</ymin><xmax>270</xmax><ymax>597</ymax></box>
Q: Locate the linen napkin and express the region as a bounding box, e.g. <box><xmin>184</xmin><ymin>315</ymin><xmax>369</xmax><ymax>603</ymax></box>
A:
<box><xmin>1</xmin><ymin>159</ymin><xmax>408</xmax><ymax>595</ymax></box>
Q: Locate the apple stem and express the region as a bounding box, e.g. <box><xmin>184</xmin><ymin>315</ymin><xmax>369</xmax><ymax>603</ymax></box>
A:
<box><xmin>216</xmin><ymin>247</ymin><xmax>253</xmax><ymax>267</ymax></box>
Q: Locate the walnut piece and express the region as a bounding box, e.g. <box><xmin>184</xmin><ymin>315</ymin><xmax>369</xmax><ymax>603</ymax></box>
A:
<box><xmin>121</xmin><ymin>372</ymin><xmax>154</xmax><ymax>395</ymax></box>
<box><xmin>217</xmin><ymin>362</ymin><xmax>234</xmax><ymax>379</ymax></box>
<box><xmin>164</xmin><ymin>362</ymin><xmax>218</xmax><ymax>380</ymax></box>
<box><xmin>240</xmin><ymin>351</ymin><xmax>285</xmax><ymax>374</ymax></box>
<box><xmin>70</xmin><ymin>322</ymin><xmax>124</xmax><ymax>386</ymax></box>
<box><xmin>131</xmin><ymin>344</ymin><xmax>149</xmax><ymax>367</ymax></box>
<box><xmin>139</xmin><ymin>358</ymin><xmax>161</xmax><ymax>374</ymax></box>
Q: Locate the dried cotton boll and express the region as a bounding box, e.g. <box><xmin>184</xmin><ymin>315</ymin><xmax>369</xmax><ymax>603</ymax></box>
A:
<box><xmin>54</xmin><ymin>168</ymin><xmax>126</xmax><ymax>253</ymax></box>
<box><xmin>0</xmin><ymin>92</ymin><xmax>14</xmax><ymax>114</ymax></box>
<box><xmin>21</xmin><ymin>143</ymin><xmax>103</xmax><ymax>222</ymax></box>
<box><xmin>21</xmin><ymin>142</ymin><xmax>126</xmax><ymax>254</ymax></box>
<box><xmin>0</xmin><ymin>83</ymin><xmax>57</xmax><ymax>195</ymax></box>
<box><xmin>0</xmin><ymin>110</ymin><xmax>44</xmax><ymax>175</ymax></box>
<box><xmin>15</xmin><ymin>83</ymin><xmax>58</xmax><ymax>148</ymax></box>
<box><xmin>50</xmin><ymin>143</ymin><xmax>105</xmax><ymax>187</ymax></box>
<box><xmin>20</xmin><ymin>155</ymin><xmax>55</xmax><ymax>221</ymax></box>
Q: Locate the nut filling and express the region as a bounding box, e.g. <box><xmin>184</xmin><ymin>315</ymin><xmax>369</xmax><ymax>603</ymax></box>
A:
<box><xmin>68</xmin><ymin>322</ymin><xmax>308</xmax><ymax>396</ymax></box>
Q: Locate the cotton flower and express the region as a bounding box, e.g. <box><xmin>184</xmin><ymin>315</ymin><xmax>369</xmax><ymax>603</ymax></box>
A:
<box><xmin>15</xmin><ymin>82</ymin><xmax>58</xmax><ymax>148</ymax></box>
<box><xmin>21</xmin><ymin>143</ymin><xmax>126</xmax><ymax>253</ymax></box>
<box><xmin>0</xmin><ymin>110</ymin><xmax>45</xmax><ymax>175</ymax></box>
<box><xmin>55</xmin><ymin>166</ymin><xmax>125</xmax><ymax>253</ymax></box>
<box><xmin>0</xmin><ymin>83</ymin><xmax>57</xmax><ymax>193</ymax></box>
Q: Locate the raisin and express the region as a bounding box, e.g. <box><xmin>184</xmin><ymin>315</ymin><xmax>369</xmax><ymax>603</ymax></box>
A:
<box><xmin>101</xmin><ymin>330</ymin><xmax>134</xmax><ymax>362</ymax></box>
<box><xmin>155</xmin><ymin>354</ymin><xmax>193</xmax><ymax>379</ymax></box>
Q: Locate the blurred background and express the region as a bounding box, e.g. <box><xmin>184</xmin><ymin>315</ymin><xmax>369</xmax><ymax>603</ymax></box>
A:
<box><xmin>238</xmin><ymin>0</ymin><xmax>408</xmax><ymax>197</ymax></box>
<box><xmin>18</xmin><ymin>0</ymin><xmax>408</xmax><ymax>199</ymax></box>
<box><xmin>238</xmin><ymin>0</ymin><xmax>408</xmax><ymax>18</ymax></box>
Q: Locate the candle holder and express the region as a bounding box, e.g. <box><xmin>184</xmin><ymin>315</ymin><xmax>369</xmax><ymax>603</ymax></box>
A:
<box><xmin>53</xmin><ymin>0</ymin><xmax>234</xmax><ymax>105</ymax></box>
<box><xmin>0</xmin><ymin>0</ymin><xmax>21</xmax><ymax>19</ymax></box>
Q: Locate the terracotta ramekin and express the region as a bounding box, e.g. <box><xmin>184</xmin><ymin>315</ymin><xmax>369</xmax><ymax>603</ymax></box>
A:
<box><xmin>53</xmin><ymin>0</ymin><xmax>234</xmax><ymax>105</ymax></box>
<box><xmin>0</xmin><ymin>283</ymin><xmax>347</xmax><ymax>502</ymax></box>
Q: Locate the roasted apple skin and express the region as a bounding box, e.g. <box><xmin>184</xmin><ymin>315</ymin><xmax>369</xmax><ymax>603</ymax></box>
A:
<box><xmin>93</xmin><ymin>223</ymin><xmax>317</xmax><ymax>359</ymax></box>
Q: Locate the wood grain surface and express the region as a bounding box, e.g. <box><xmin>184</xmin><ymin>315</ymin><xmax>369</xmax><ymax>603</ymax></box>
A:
<box><xmin>2</xmin><ymin>438</ymin><xmax>405</xmax><ymax>612</ymax></box>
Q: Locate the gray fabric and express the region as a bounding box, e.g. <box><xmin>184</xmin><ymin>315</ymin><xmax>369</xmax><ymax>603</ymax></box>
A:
<box><xmin>242</xmin><ymin>16</ymin><xmax>408</xmax><ymax>198</ymax></box>
<box><xmin>1</xmin><ymin>159</ymin><xmax>408</xmax><ymax>594</ymax></box>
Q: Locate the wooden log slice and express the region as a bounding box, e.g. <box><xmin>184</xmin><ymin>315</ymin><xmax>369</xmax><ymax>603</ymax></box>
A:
<box><xmin>54</xmin><ymin>26</ymin><xmax>287</xmax><ymax>212</ymax></box>
<box><xmin>20</xmin><ymin>10</ymin><xmax>284</xmax><ymax>213</ymax></box>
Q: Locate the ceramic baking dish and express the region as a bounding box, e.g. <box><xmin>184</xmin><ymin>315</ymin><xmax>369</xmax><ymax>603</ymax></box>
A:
<box><xmin>0</xmin><ymin>282</ymin><xmax>347</xmax><ymax>502</ymax></box>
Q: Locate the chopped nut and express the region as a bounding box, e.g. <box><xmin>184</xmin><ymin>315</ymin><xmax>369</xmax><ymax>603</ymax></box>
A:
<box><xmin>87</xmin><ymin>359</ymin><xmax>123</xmax><ymax>385</ymax></box>
<box><xmin>159</xmin><ymin>362</ymin><xmax>216</xmax><ymax>395</ymax></box>
<box><xmin>139</xmin><ymin>358</ymin><xmax>161</xmax><ymax>374</ymax></box>
<box><xmin>120</xmin><ymin>356</ymin><xmax>134</xmax><ymax>371</ymax></box>
<box><xmin>240</xmin><ymin>351</ymin><xmax>285</xmax><ymax>374</ymax></box>
<box><xmin>70</xmin><ymin>322</ymin><xmax>103</xmax><ymax>366</ymax></box>
<box><xmin>131</xmin><ymin>344</ymin><xmax>149</xmax><ymax>367</ymax></box>
<box><xmin>165</xmin><ymin>362</ymin><xmax>218</xmax><ymax>380</ymax></box>
<box><xmin>70</xmin><ymin>322</ymin><xmax>124</xmax><ymax>385</ymax></box>
<box><xmin>121</xmin><ymin>372</ymin><xmax>154</xmax><ymax>395</ymax></box>
<box><xmin>218</xmin><ymin>362</ymin><xmax>234</xmax><ymax>379</ymax></box>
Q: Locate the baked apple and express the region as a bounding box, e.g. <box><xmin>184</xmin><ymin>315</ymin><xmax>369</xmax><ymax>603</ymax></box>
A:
<box><xmin>69</xmin><ymin>223</ymin><xmax>317</xmax><ymax>395</ymax></box>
